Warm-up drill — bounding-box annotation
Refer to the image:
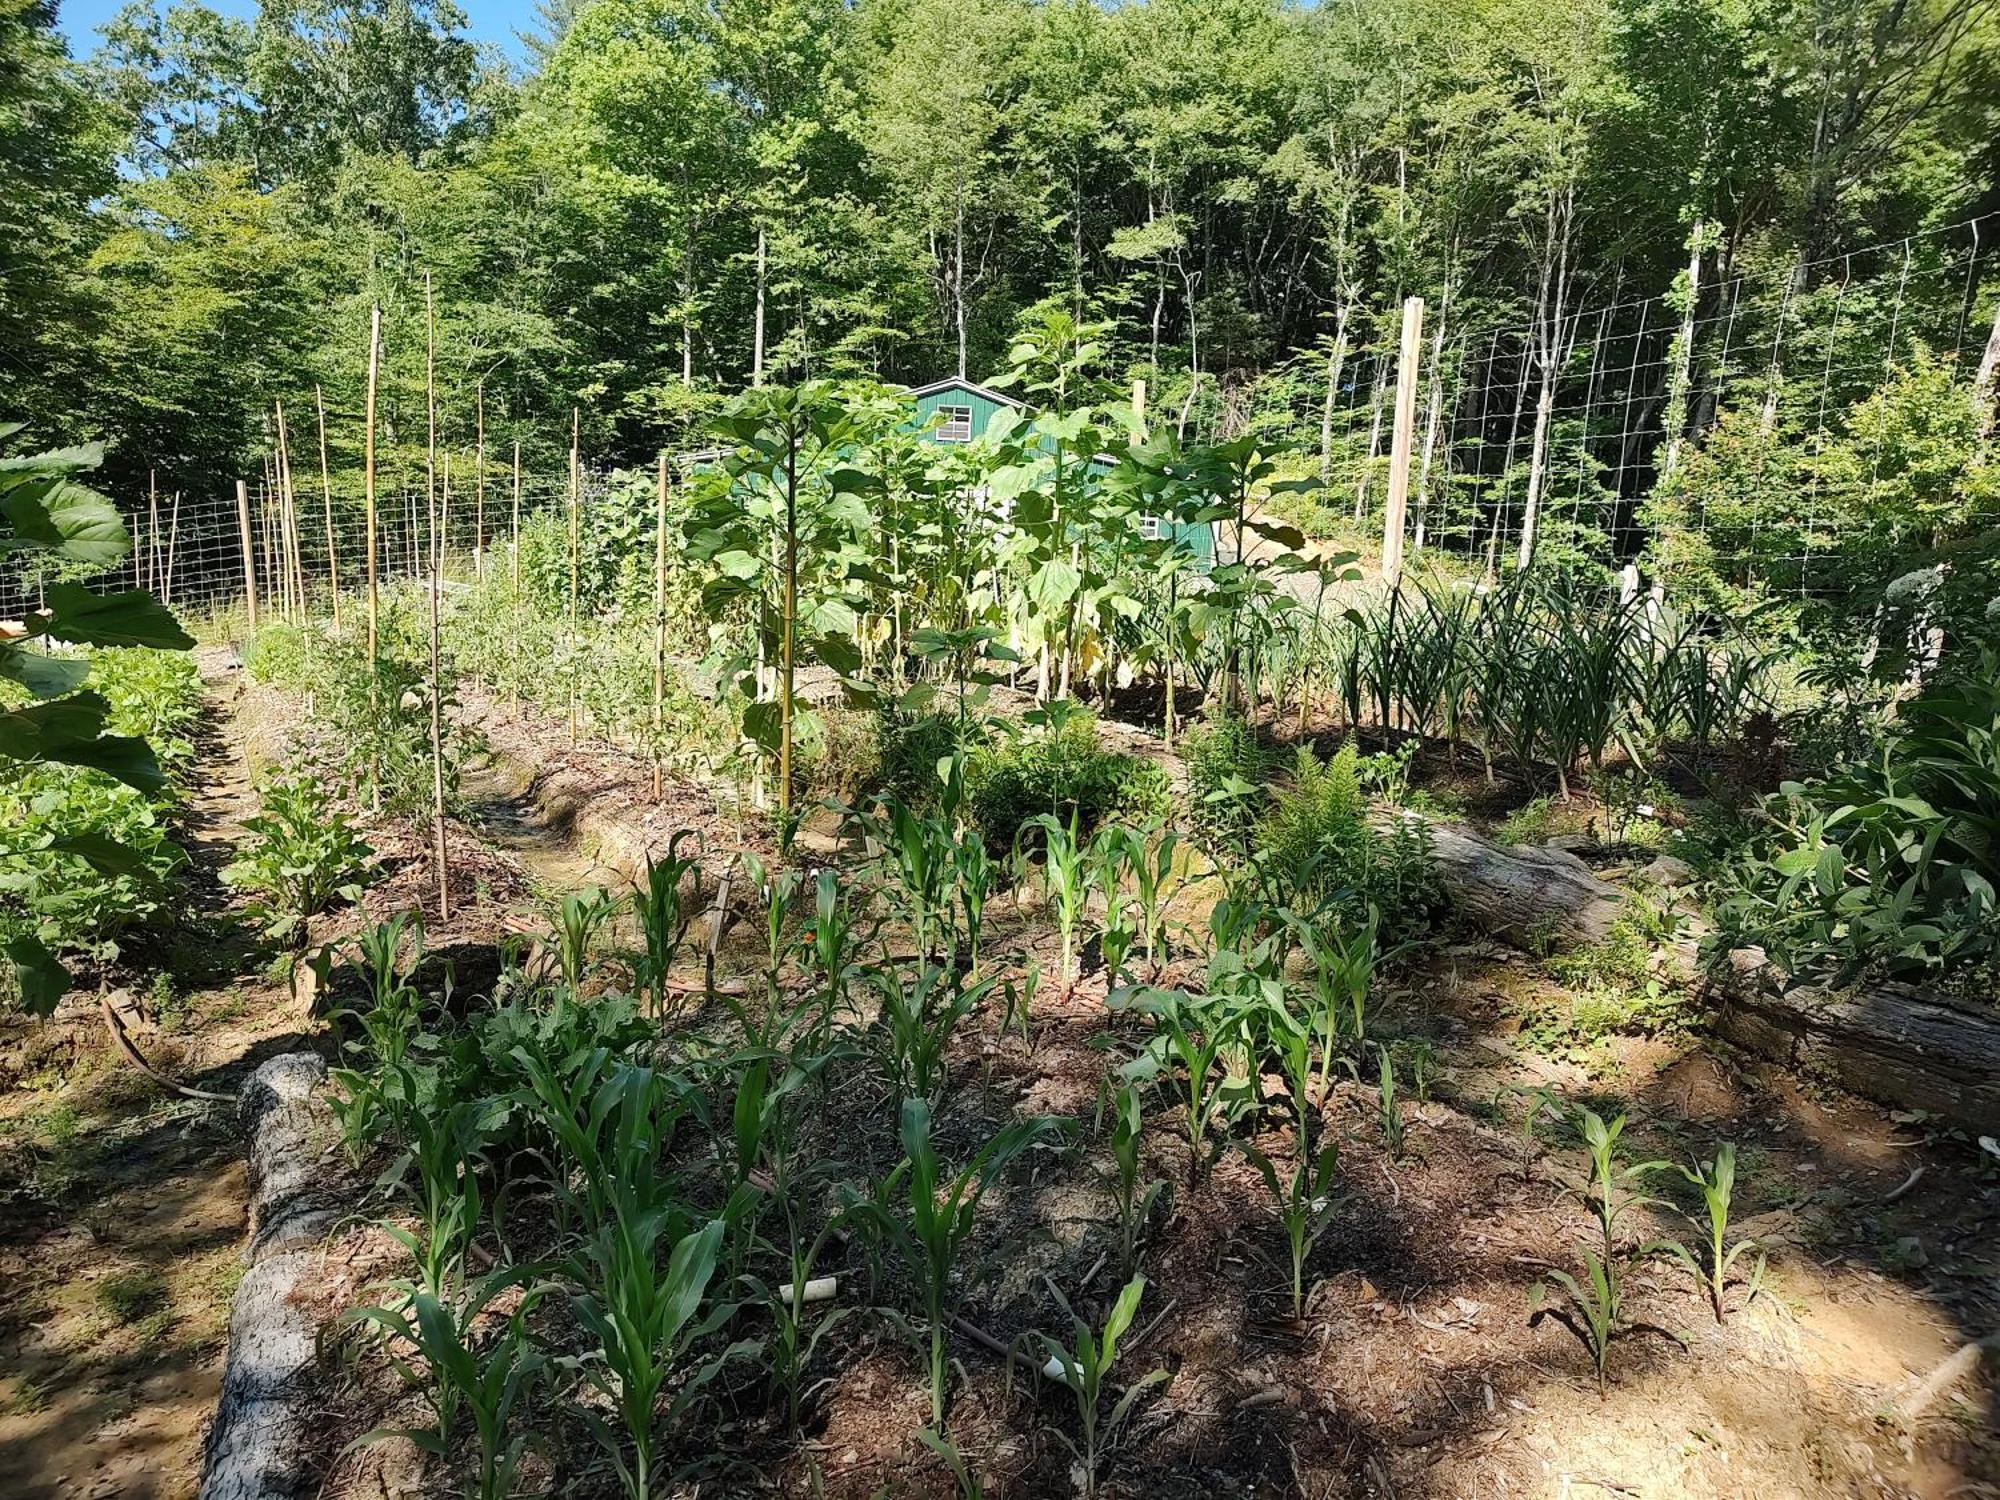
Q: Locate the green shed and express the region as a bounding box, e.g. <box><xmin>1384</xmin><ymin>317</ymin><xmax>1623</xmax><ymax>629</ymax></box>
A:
<box><xmin>902</xmin><ymin>375</ymin><xmax>1215</xmax><ymax>569</ymax></box>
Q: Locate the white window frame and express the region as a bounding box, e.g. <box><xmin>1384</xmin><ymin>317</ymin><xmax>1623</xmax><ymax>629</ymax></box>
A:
<box><xmin>934</xmin><ymin>403</ymin><xmax>973</xmax><ymax>442</ymax></box>
<box><xmin>1136</xmin><ymin>514</ymin><xmax>1164</xmax><ymax>541</ymax></box>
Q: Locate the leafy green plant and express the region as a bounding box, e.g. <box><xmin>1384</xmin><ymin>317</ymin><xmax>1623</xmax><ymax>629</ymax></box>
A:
<box><xmin>843</xmin><ymin>1098</ymin><xmax>1066</xmax><ymax>1426</ymax></box>
<box><xmin>633</xmin><ymin>834</ymin><xmax>701</xmax><ymax>1016</ymax></box>
<box><xmin>1089</xmin><ymin>824</ymin><xmax>1139</xmax><ymax>985</ymax></box>
<box><xmin>566</xmin><ymin>1215</ymin><xmax>735</xmax><ymax>1500</ymax></box>
<box><xmin>1528</xmin><ymin>1249</ymin><xmax>1622</xmax><ymax>1394</ymax></box>
<box><xmin>1036</xmin><ymin>1275</ymin><xmax>1169</xmax><ymax>1500</ymax></box>
<box><xmin>1648</xmin><ymin>1143</ymin><xmax>1765</xmax><ymax>1322</ymax></box>
<box><xmin>547</xmin><ymin>885</ymin><xmax>623</xmax><ymax>995</ymax></box>
<box><xmin>1020</xmin><ymin>809</ymin><xmax>1090</xmax><ymax>988</ymax></box>
<box><xmin>346</xmin><ymin>1268</ymin><xmax>548</xmax><ymax>1500</ymax></box>
<box><xmin>1237</xmin><ymin>1125</ymin><xmax>1342</xmax><ymax>1320</ymax></box>
<box><xmin>1101</xmin><ymin>1082</ymin><xmax>1166</xmax><ymax>1279</ymax></box>
<box><xmin>223</xmin><ymin>763</ymin><xmax>373</xmax><ymax>944</ymax></box>
<box><xmin>1112</xmin><ymin>985</ymin><xmax>1242</xmax><ymax>1184</ymax></box>
<box><xmin>1376</xmin><ymin>1045</ymin><xmax>1406</xmax><ymax>1161</ymax></box>
<box><xmin>869</xmin><ymin>962</ymin><xmax>986</xmax><ymax>1111</ymax></box>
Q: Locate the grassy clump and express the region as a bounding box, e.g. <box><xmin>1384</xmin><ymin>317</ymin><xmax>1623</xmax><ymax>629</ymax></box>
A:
<box><xmin>967</xmin><ymin>708</ymin><xmax>1169</xmax><ymax>846</ymax></box>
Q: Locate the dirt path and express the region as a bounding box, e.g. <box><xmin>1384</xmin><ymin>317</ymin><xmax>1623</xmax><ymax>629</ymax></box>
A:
<box><xmin>0</xmin><ymin>649</ymin><xmax>313</xmax><ymax>1500</ymax></box>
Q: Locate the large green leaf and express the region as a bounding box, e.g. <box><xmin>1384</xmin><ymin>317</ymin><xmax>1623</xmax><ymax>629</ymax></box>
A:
<box><xmin>0</xmin><ymin>695</ymin><xmax>167</xmax><ymax>792</ymax></box>
<box><xmin>0</xmin><ymin>471</ymin><xmax>128</xmax><ymax>565</ymax></box>
<box><xmin>4</xmin><ymin>934</ymin><xmax>70</xmax><ymax>1017</ymax></box>
<box><xmin>35</xmin><ymin>585</ymin><xmax>194</xmax><ymax>649</ymax></box>
<box><xmin>0</xmin><ymin>646</ymin><xmax>90</xmax><ymax>699</ymax></box>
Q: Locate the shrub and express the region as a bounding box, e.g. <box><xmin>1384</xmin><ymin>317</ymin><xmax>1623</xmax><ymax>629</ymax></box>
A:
<box><xmin>1253</xmin><ymin>743</ymin><xmax>1440</xmax><ymax>936</ymax></box>
<box><xmin>967</xmin><ymin>707</ymin><xmax>1168</xmax><ymax>846</ymax></box>
<box><xmin>224</xmin><ymin>764</ymin><xmax>373</xmax><ymax>943</ymax></box>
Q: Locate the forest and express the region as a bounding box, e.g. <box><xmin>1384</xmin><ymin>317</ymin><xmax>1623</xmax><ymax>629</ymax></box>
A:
<box><xmin>3</xmin><ymin>0</ymin><xmax>2000</xmax><ymax>1498</ymax></box>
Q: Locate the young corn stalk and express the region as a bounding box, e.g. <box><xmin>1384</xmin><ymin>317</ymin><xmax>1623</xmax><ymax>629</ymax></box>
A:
<box><xmin>739</xmin><ymin>1206</ymin><xmax>851</xmax><ymax>1436</ymax></box>
<box><xmin>1019</xmin><ymin>810</ymin><xmax>1091</xmax><ymax>989</ymax></box>
<box><xmin>1376</xmin><ymin>1045</ymin><xmax>1406</xmax><ymax>1162</ymax></box>
<box><xmin>1647</xmin><ymin>1142</ymin><xmax>1765</xmax><ymax>1322</ymax></box>
<box><xmin>1117</xmin><ymin>822</ymin><xmax>1183</xmax><ymax>974</ymax></box>
<box><xmin>737</xmin><ymin>852</ymin><xmax>803</xmax><ymax>1046</ymax></box>
<box><xmin>548</xmin><ymin>886</ymin><xmax>623</xmax><ymax>996</ymax></box>
<box><xmin>1111</xmin><ymin>985</ymin><xmax>1241</xmax><ymax>1184</ymax></box>
<box><xmin>1101</xmin><ymin>1082</ymin><xmax>1166</xmax><ymax>1279</ymax></box>
<box><xmin>855</xmin><ymin>795</ymin><xmax>956</xmax><ymax>962</ymax></box>
<box><xmin>1089</xmin><ymin>826</ymin><xmax>1139</xmax><ymax>986</ymax></box>
<box><xmin>802</xmin><ymin>868</ymin><xmax>863</xmax><ymax>1052</ymax></box>
<box><xmin>633</xmin><ymin>834</ymin><xmax>701</xmax><ymax>1017</ymax></box>
<box><xmin>951</xmin><ymin>828</ymin><xmax>994</xmax><ymax>974</ymax></box>
<box><xmin>345</xmin><ymin>1268</ymin><xmax>547</xmax><ymax>1500</ymax></box>
<box><xmin>567</xmin><ymin>1214</ymin><xmax>738</xmax><ymax>1500</ymax></box>
<box><xmin>1036</xmin><ymin>1275</ymin><xmax>1171</xmax><ymax>1500</ymax></box>
<box><xmin>842</xmin><ymin>1099</ymin><xmax>1067</xmax><ymax>1427</ymax></box>
<box><xmin>869</xmin><ymin>962</ymin><xmax>986</xmax><ymax>1108</ymax></box>
<box><xmin>1236</xmin><ymin>1127</ymin><xmax>1342</xmax><ymax>1322</ymax></box>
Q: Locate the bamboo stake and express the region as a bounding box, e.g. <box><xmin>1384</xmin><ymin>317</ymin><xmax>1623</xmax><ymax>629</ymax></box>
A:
<box><xmin>234</xmin><ymin>479</ymin><xmax>259</xmax><ymax>631</ymax></box>
<box><xmin>474</xmin><ymin>382</ymin><xmax>485</xmax><ymax>582</ymax></box>
<box><xmin>315</xmin><ymin>384</ymin><xmax>340</xmax><ymax>631</ymax></box>
<box><xmin>257</xmin><ymin>471</ymin><xmax>278</xmax><ymax>621</ymax></box>
<box><xmin>653</xmin><ymin>450</ymin><xmax>668</xmax><ymax>801</ymax></box>
<box><xmin>510</xmin><ymin>437</ymin><xmax>521</xmax><ymax>714</ymax></box>
<box><xmin>425</xmin><ymin>271</ymin><xmax>438</xmax><ymax>589</ymax></box>
<box><xmin>568</xmin><ymin>407</ymin><xmax>580</xmax><ymax>744</ymax></box>
<box><xmin>365</xmin><ymin>304</ymin><xmax>382</xmax><ymax>664</ymax></box>
<box><xmin>146</xmin><ymin>470</ymin><xmax>160</xmax><ymax>593</ymax></box>
<box><xmin>275</xmin><ymin>398</ymin><xmax>305</xmax><ymax>620</ymax></box>
<box><xmin>1381</xmin><ymin>295</ymin><xmax>1425</xmax><ymax>588</ymax></box>
<box><xmin>162</xmin><ymin>491</ymin><xmax>181</xmax><ymax>605</ymax></box>
<box><xmin>427</xmin><ymin>459</ymin><xmax>451</xmax><ymax>923</ymax></box>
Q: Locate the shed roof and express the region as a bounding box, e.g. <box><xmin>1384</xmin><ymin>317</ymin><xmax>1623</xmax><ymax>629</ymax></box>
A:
<box><xmin>902</xmin><ymin>376</ymin><xmax>1025</xmax><ymax>410</ymax></box>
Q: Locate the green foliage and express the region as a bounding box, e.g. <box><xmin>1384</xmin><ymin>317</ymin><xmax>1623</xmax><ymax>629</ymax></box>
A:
<box><xmin>1101</xmin><ymin>1082</ymin><xmax>1166</xmax><ymax>1281</ymax></box>
<box><xmin>1255</xmin><ymin>742</ymin><xmax>1440</xmax><ymax>938</ymax></box>
<box><xmin>223</xmin><ymin>762</ymin><xmax>373</xmax><ymax>943</ymax></box>
<box><xmin>1647</xmin><ymin>1142</ymin><xmax>1765</xmax><ymax>1323</ymax></box>
<box><xmin>843</xmin><ymin>1098</ymin><xmax>1067</xmax><ymax>1427</ymax></box>
<box><xmin>968</xmin><ymin>705</ymin><xmax>1169</xmax><ymax>849</ymax></box>
<box><xmin>1710</xmin><ymin>649</ymin><xmax>2000</xmax><ymax>981</ymax></box>
<box><xmin>1180</xmin><ymin>710</ymin><xmax>1266</xmax><ymax>853</ymax></box>
<box><xmin>0</xmin><ymin>431</ymin><xmax>193</xmax><ymax>1010</ymax></box>
<box><xmin>1035</xmin><ymin>1275</ymin><xmax>1169</xmax><ymax>1500</ymax></box>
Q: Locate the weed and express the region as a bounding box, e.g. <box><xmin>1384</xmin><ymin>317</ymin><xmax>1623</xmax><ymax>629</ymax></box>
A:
<box><xmin>224</xmin><ymin>762</ymin><xmax>373</xmax><ymax>944</ymax></box>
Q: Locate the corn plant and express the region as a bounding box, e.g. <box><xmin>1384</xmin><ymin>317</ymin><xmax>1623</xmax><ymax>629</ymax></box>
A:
<box><xmin>1119</xmin><ymin>823</ymin><xmax>1184</xmax><ymax>973</ymax></box>
<box><xmin>950</xmin><ymin>827</ymin><xmax>995</xmax><ymax>973</ymax></box>
<box><xmin>1019</xmin><ymin>809</ymin><xmax>1090</xmax><ymax>987</ymax></box>
<box><xmin>1376</xmin><ymin>1045</ymin><xmax>1406</xmax><ymax>1161</ymax></box>
<box><xmin>869</xmin><ymin>961</ymin><xmax>986</xmax><ymax>1108</ymax></box>
<box><xmin>1237</xmin><ymin>1127</ymin><xmax>1342</xmax><ymax>1320</ymax></box>
<box><xmin>1000</xmin><ymin>965</ymin><xmax>1039</xmax><ymax>1047</ymax></box>
<box><xmin>1647</xmin><ymin>1143</ymin><xmax>1765</xmax><ymax>1322</ymax></box>
<box><xmin>1101</xmin><ymin>1082</ymin><xmax>1166</xmax><ymax>1279</ymax></box>
<box><xmin>1036</xmin><ymin>1275</ymin><xmax>1170</xmax><ymax>1500</ymax></box>
<box><xmin>548</xmin><ymin>886</ymin><xmax>623</xmax><ymax>995</ymax></box>
<box><xmin>917</xmin><ymin>1427</ymin><xmax>984</xmax><ymax>1500</ymax></box>
<box><xmin>633</xmin><ymin>833</ymin><xmax>701</xmax><ymax>1016</ymax></box>
<box><xmin>513</xmin><ymin>1049</ymin><xmax>690</xmax><ymax>1240</ymax></box>
<box><xmin>1091</xmin><ymin>828</ymin><xmax>1139</xmax><ymax>987</ymax></box>
<box><xmin>1528</xmin><ymin>1249</ymin><xmax>1622</xmax><ymax>1393</ymax></box>
<box><xmin>738</xmin><ymin>1207</ymin><xmax>851</xmax><ymax>1435</ymax></box>
<box><xmin>739</xmin><ymin>852</ymin><xmax>803</xmax><ymax>1040</ymax></box>
<box><xmin>855</xmin><ymin>795</ymin><xmax>956</xmax><ymax>961</ymax></box>
<box><xmin>1292</xmin><ymin>906</ymin><xmax>1378</xmax><ymax>1060</ymax></box>
<box><xmin>383</xmin><ymin>1086</ymin><xmax>495</xmax><ymax>1300</ymax></box>
<box><xmin>842</xmin><ymin>1098</ymin><xmax>1067</xmax><ymax>1427</ymax></box>
<box><xmin>802</xmin><ymin>868</ymin><xmax>864</xmax><ymax>1052</ymax></box>
<box><xmin>1111</xmin><ymin>985</ymin><xmax>1243</xmax><ymax>1184</ymax></box>
<box><xmin>1494</xmin><ymin>1081</ymin><xmax>1566</xmax><ymax>1180</ymax></box>
<box><xmin>566</xmin><ymin>1214</ymin><xmax>736</xmax><ymax>1500</ymax></box>
<box><xmin>345</xmin><ymin>1267</ymin><xmax>548</xmax><ymax>1500</ymax></box>
<box><xmin>1574</xmin><ymin>1108</ymin><xmax>1668</xmax><ymax>1263</ymax></box>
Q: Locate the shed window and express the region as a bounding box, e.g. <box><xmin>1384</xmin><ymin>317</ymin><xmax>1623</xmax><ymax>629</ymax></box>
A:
<box><xmin>1136</xmin><ymin>514</ymin><xmax>1164</xmax><ymax>541</ymax></box>
<box><xmin>935</xmin><ymin>404</ymin><xmax>973</xmax><ymax>442</ymax></box>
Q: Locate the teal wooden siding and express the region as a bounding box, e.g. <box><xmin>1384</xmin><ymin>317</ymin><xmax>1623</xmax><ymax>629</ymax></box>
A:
<box><xmin>904</xmin><ymin>376</ymin><xmax>1215</xmax><ymax>569</ymax></box>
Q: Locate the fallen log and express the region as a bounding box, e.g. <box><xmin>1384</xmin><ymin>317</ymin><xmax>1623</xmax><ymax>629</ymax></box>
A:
<box><xmin>1399</xmin><ymin>817</ymin><xmax>2000</xmax><ymax>1132</ymax></box>
<box><xmin>200</xmin><ymin>1052</ymin><xmax>343</xmax><ymax>1500</ymax></box>
<box><xmin>1412</xmin><ymin>815</ymin><xmax>1625</xmax><ymax>948</ymax></box>
<box><xmin>1707</xmin><ymin>948</ymin><xmax>2000</xmax><ymax>1134</ymax></box>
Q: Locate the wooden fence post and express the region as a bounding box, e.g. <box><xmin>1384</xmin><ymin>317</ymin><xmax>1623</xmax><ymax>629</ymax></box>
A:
<box><xmin>234</xmin><ymin>479</ymin><xmax>259</xmax><ymax>631</ymax></box>
<box><xmin>1381</xmin><ymin>295</ymin><xmax>1425</xmax><ymax>588</ymax></box>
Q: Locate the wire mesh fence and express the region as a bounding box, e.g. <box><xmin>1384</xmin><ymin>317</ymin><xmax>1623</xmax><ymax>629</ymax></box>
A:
<box><xmin>7</xmin><ymin>216</ymin><xmax>1996</xmax><ymax>628</ymax></box>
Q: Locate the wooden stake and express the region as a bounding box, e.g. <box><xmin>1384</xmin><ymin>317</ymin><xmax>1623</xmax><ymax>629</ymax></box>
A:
<box><xmin>653</xmin><ymin>450</ymin><xmax>668</xmax><ymax>801</ymax></box>
<box><xmin>275</xmin><ymin>398</ymin><xmax>305</xmax><ymax>620</ymax></box>
<box><xmin>474</xmin><ymin>382</ymin><xmax>486</xmax><ymax>582</ymax></box>
<box><xmin>425</xmin><ymin>271</ymin><xmax>438</xmax><ymax>587</ymax></box>
<box><xmin>510</xmin><ymin>439</ymin><xmax>521</xmax><ymax>592</ymax></box>
<box><xmin>1381</xmin><ymin>295</ymin><xmax>1425</xmax><ymax>588</ymax></box>
<box><xmin>315</xmin><ymin>384</ymin><xmax>340</xmax><ymax>631</ymax></box>
<box><xmin>568</xmin><ymin>407</ymin><xmax>581</xmax><ymax>744</ymax></box>
<box><xmin>427</xmin><ymin>459</ymin><xmax>451</xmax><ymax>924</ymax></box>
<box><xmin>162</xmin><ymin>491</ymin><xmax>181</xmax><ymax>606</ymax></box>
<box><xmin>364</xmin><ymin>303</ymin><xmax>382</xmax><ymax>664</ymax></box>
<box><xmin>146</xmin><ymin>470</ymin><xmax>160</xmax><ymax>592</ymax></box>
<box><xmin>234</xmin><ymin>478</ymin><xmax>259</xmax><ymax>631</ymax></box>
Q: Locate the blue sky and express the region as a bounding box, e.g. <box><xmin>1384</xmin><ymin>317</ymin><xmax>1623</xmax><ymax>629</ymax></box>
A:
<box><xmin>55</xmin><ymin>0</ymin><xmax>540</xmax><ymax>65</ymax></box>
